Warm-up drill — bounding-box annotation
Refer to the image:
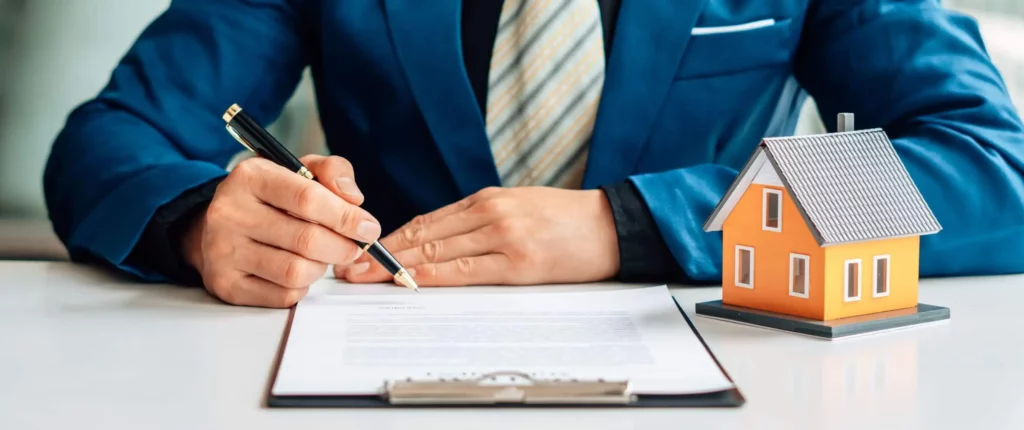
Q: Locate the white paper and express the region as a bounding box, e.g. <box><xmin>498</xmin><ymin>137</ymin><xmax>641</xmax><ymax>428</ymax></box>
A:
<box><xmin>272</xmin><ymin>285</ymin><xmax>734</xmax><ymax>396</ymax></box>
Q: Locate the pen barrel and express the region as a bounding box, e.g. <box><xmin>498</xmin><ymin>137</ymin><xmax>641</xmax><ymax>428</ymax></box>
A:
<box><xmin>228</xmin><ymin>111</ymin><xmax>305</xmax><ymax>171</ymax></box>
<box><xmin>223</xmin><ymin>104</ymin><xmax>412</xmax><ymax>284</ymax></box>
<box><xmin>360</xmin><ymin>241</ymin><xmax>403</xmax><ymax>276</ymax></box>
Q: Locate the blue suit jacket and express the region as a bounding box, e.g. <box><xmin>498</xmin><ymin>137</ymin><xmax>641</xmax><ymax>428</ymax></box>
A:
<box><xmin>45</xmin><ymin>0</ymin><xmax>1024</xmax><ymax>282</ymax></box>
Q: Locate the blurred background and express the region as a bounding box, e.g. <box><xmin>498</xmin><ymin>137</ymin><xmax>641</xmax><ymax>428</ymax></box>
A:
<box><xmin>1</xmin><ymin>0</ymin><xmax>1022</xmax><ymax>260</ymax></box>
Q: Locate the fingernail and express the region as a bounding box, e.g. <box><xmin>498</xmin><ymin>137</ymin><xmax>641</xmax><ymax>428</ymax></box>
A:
<box><xmin>335</xmin><ymin>177</ymin><xmax>363</xmax><ymax>198</ymax></box>
<box><xmin>347</xmin><ymin>262</ymin><xmax>370</xmax><ymax>276</ymax></box>
<box><xmin>353</xmin><ymin>248</ymin><xmax>364</xmax><ymax>261</ymax></box>
<box><xmin>356</xmin><ymin>221</ymin><xmax>381</xmax><ymax>242</ymax></box>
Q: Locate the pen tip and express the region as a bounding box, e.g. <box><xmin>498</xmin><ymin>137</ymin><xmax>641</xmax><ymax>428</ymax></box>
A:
<box><xmin>394</xmin><ymin>270</ymin><xmax>419</xmax><ymax>292</ymax></box>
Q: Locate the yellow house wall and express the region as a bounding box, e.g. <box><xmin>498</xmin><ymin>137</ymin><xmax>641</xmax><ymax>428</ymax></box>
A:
<box><xmin>823</xmin><ymin>236</ymin><xmax>920</xmax><ymax>320</ymax></box>
<box><xmin>722</xmin><ymin>184</ymin><xmax>825</xmax><ymax>320</ymax></box>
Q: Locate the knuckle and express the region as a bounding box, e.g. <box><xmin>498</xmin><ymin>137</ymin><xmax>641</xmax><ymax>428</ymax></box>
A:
<box><xmin>212</xmin><ymin>278</ymin><xmax>241</xmax><ymax>305</ymax></box>
<box><xmin>421</xmin><ymin>240</ymin><xmax>443</xmax><ymax>263</ymax></box>
<box><xmin>233</xmin><ymin>157</ymin><xmax>261</xmax><ymax>177</ymax></box>
<box><xmin>204</xmin><ymin>200</ymin><xmax>231</xmax><ymax>224</ymax></box>
<box><xmin>477</xmin><ymin>197</ymin><xmax>511</xmax><ymax>215</ymax></box>
<box><xmin>294</xmin><ymin>183</ymin><xmax>321</xmax><ymax>215</ymax></box>
<box><xmin>282</xmin><ymin>258</ymin><xmax>312</xmax><ymax>288</ymax></box>
<box><xmin>455</xmin><ymin>197</ymin><xmax>474</xmax><ymax>213</ymax></box>
<box><xmin>409</xmin><ymin>214</ymin><xmax>428</xmax><ymax>227</ymax></box>
<box><xmin>279</xmin><ymin>288</ymin><xmax>307</xmax><ymax>307</ymax></box>
<box><xmin>293</xmin><ymin>224</ymin><xmax>319</xmax><ymax>255</ymax></box>
<box><xmin>335</xmin><ymin>204</ymin><xmax>358</xmax><ymax>232</ymax></box>
<box><xmin>455</xmin><ymin>257</ymin><xmax>475</xmax><ymax>277</ymax></box>
<box><xmin>401</xmin><ymin>224</ymin><xmax>426</xmax><ymax>246</ymax></box>
<box><xmin>492</xmin><ymin>218</ymin><xmax>521</xmax><ymax>236</ymax></box>
<box><xmin>330</xmin><ymin>156</ymin><xmax>354</xmax><ymax>173</ymax></box>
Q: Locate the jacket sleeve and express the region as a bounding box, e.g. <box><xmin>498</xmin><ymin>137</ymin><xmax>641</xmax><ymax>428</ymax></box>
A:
<box><xmin>43</xmin><ymin>0</ymin><xmax>311</xmax><ymax>281</ymax></box>
<box><xmin>630</xmin><ymin>0</ymin><xmax>1024</xmax><ymax>282</ymax></box>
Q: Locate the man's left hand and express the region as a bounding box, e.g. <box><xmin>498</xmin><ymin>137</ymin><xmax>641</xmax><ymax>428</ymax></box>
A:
<box><xmin>337</xmin><ymin>187</ymin><xmax>620</xmax><ymax>287</ymax></box>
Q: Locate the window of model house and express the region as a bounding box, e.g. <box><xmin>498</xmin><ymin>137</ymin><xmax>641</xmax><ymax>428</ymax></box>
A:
<box><xmin>763</xmin><ymin>188</ymin><xmax>782</xmax><ymax>231</ymax></box>
<box><xmin>874</xmin><ymin>255</ymin><xmax>890</xmax><ymax>297</ymax></box>
<box><xmin>845</xmin><ymin>259</ymin><xmax>862</xmax><ymax>302</ymax></box>
<box><xmin>736</xmin><ymin>246</ymin><xmax>754</xmax><ymax>288</ymax></box>
<box><xmin>790</xmin><ymin>254</ymin><xmax>809</xmax><ymax>298</ymax></box>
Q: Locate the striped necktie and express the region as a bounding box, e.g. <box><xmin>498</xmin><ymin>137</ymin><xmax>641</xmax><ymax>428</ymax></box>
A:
<box><xmin>485</xmin><ymin>0</ymin><xmax>605</xmax><ymax>189</ymax></box>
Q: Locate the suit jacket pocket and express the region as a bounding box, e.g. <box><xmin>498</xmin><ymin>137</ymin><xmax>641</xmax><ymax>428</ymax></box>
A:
<box><xmin>675</xmin><ymin>18</ymin><xmax>796</xmax><ymax>80</ymax></box>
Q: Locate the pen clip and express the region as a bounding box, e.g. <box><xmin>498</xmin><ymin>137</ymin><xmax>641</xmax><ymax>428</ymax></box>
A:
<box><xmin>225</xmin><ymin>124</ymin><xmax>257</xmax><ymax>154</ymax></box>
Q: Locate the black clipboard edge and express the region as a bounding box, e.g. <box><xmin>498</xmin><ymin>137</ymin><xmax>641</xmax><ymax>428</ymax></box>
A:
<box><xmin>265</xmin><ymin>295</ymin><xmax>745</xmax><ymax>408</ymax></box>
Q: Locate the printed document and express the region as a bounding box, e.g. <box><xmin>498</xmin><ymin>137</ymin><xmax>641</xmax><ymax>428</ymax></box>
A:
<box><xmin>272</xmin><ymin>285</ymin><xmax>734</xmax><ymax>396</ymax></box>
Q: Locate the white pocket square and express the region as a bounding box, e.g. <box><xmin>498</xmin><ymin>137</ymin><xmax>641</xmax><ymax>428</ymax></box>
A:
<box><xmin>691</xmin><ymin>18</ymin><xmax>777</xmax><ymax>36</ymax></box>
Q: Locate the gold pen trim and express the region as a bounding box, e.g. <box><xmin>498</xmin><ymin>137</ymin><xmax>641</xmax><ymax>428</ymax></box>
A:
<box><xmin>393</xmin><ymin>268</ymin><xmax>419</xmax><ymax>292</ymax></box>
<box><xmin>297</xmin><ymin>166</ymin><xmax>314</xmax><ymax>180</ymax></box>
<box><xmin>361</xmin><ymin>241</ymin><xmax>374</xmax><ymax>253</ymax></box>
<box><xmin>223</xmin><ymin>104</ymin><xmax>242</xmax><ymax>123</ymax></box>
<box><xmin>225</xmin><ymin>125</ymin><xmax>256</xmax><ymax>153</ymax></box>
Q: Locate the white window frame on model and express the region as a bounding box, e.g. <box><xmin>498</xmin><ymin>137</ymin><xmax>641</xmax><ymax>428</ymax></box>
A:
<box><xmin>762</xmin><ymin>188</ymin><xmax>783</xmax><ymax>232</ymax></box>
<box><xmin>735</xmin><ymin>245</ymin><xmax>755</xmax><ymax>288</ymax></box>
<box><xmin>789</xmin><ymin>253</ymin><xmax>810</xmax><ymax>298</ymax></box>
<box><xmin>844</xmin><ymin>259</ymin><xmax>862</xmax><ymax>302</ymax></box>
<box><xmin>873</xmin><ymin>255</ymin><xmax>891</xmax><ymax>298</ymax></box>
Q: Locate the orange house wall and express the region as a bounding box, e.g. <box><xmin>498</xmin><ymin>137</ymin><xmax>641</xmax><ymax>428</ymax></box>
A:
<box><xmin>823</xmin><ymin>236</ymin><xmax>920</xmax><ymax>320</ymax></box>
<box><xmin>721</xmin><ymin>184</ymin><xmax>825</xmax><ymax>319</ymax></box>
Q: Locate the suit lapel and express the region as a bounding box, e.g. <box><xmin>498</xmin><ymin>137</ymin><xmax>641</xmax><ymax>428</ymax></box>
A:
<box><xmin>384</xmin><ymin>0</ymin><xmax>501</xmax><ymax>196</ymax></box>
<box><xmin>582</xmin><ymin>0</ymin><xmax>711</xmax><ymax>188</ymax></box>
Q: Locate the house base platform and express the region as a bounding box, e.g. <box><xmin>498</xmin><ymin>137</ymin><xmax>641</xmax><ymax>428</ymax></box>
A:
<box><xmin>695</xmin><ymin>301</ymin><xmax>950</xmax><ymax>340</ymax></box>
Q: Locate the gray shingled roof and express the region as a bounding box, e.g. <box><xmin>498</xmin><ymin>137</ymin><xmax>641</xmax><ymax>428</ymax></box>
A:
<box><xmin>762</xmin><ymin>129</ymin><xmax>941</xmax><ymax>245</ymax></box>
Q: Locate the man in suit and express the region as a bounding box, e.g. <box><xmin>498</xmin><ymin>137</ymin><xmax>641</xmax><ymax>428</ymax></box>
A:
<box><xmin>44</xmin><ymin>0</ymin><xmax>1024</xmax><ymax>308</ymax></box>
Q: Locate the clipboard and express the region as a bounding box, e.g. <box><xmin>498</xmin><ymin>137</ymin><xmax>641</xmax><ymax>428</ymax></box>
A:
<box><xmin>265</xmin><ymin>298</ymin><xmax>745</xmax><ymax>408</ymax></box>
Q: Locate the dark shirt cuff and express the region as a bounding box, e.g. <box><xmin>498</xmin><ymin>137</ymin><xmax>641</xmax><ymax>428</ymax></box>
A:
<box><xmin>600</xmin><ymin>181</ymin><xmax>683</xmax><ymax>282</ymax></box>
<box><xmin>125</xmin><ymin>177</ymin><xmax>224</xmax><ymax>286</ymax></box>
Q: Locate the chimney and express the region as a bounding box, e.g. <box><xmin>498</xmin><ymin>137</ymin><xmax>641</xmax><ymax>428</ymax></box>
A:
<box><xmin>837</xmin><ymin>113</ymin><xmax>855</xmax><ymax>132</ymax></box>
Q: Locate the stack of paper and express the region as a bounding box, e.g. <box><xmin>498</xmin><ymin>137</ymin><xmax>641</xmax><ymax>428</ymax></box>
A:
<box><xmin>272</xmin><ymin>285</ymin><xmax>734</xmax><ymax>397</ymax></box>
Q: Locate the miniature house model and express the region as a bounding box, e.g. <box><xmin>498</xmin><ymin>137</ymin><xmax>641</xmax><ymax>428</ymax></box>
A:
<box><xmin>703</xmin><ymin>114</ymin><xmax>942</xmax><ymax>321</ymax></box>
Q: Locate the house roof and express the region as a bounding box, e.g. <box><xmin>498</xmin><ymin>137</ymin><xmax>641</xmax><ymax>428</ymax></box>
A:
<box><xmin>703</xmin><ymin>129</ymin><xmax>942</xmax><ymax>246</ymax></box>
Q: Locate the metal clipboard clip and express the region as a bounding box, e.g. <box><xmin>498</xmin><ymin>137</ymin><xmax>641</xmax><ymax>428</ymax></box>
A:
<box><xmin>384</xmin><ymin>371</ymin><xmax>635</xmax><ymax>405</ymax></box>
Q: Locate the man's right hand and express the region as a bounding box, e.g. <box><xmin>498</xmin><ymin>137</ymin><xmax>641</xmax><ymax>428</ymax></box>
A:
<box><xmin>182</xmin><ymin>155</ymin><xmax>380</xmax><ymax>308</ymax></box>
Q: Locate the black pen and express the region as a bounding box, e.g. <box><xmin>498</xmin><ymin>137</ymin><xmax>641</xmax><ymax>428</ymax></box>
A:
<box><xmin>222</xmin><ymin>104</ymin><xmax>418</xmax><ymax>292</ymax></box>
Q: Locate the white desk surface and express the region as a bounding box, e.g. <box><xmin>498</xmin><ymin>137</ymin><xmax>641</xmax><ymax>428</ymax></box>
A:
<box><xmin>1</xmin><ymin>261</ymin><xmax>1021</xmax><ymax>430</ymax></box>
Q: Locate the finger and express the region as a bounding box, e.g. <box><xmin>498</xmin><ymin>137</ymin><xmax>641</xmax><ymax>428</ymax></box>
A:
<box><xmin>241</xmin><ymin>158</ymin><xmax>382</xmax><ymax>243</ymax></box>
<box><xmin>381</xmin><ymin>200</ymin><xmax>489</xmax><ymax>253</ymax></box>
<box><xmin>408</xmin><ymin>254</ymin><xmax>513</xmax><ymax>287</ymax></box>
<box><xmin>345</xmin><ymin>229</ymin><xmax>498</xmax><ymax>283</ymax></box>
<box><xmin>216</xmin><ymin>275</ymin><xmax>309</xmax><ymax>308</ymax></box>
<box><xmin>302</xmin><ymin>154</ymin><xmax>364</xmax><ymax>206</ymax></box>
<box><xmin>335</xmin><ymin>191</ymin><xmax>497</xmax><ymax>277</ymax></box>
<box><xmin>405</xmin><ymin>196</ymin><xmax>475</xmax><ymax>228</ymax></box>
<box><xmin>237</xmin><ymin>240</ymin><xmax>328</xmax><ymax>289</ymax></box>
<box><xmin>334</xmin><ymin>241</ymin><xmax>377</xmax><ymax>278</ymax></box>
<box><xmin>243</xmin><ymin>201</ymin><xmax>361</xmax><ymax>265</ymax></box>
